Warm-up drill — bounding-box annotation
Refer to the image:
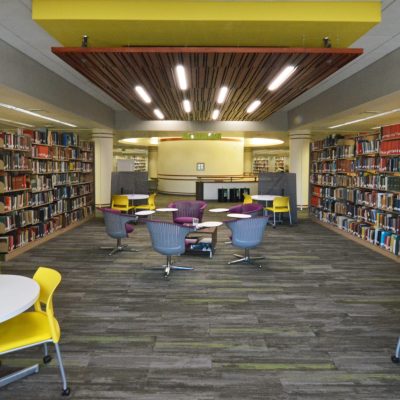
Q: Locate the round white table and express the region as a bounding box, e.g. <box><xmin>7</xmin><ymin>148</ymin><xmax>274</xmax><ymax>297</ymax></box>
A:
<box><xmin>251</xmin><ymin>194</ymin><xmax>281</xmax><ymax>202</ymax></box>
<box><xmin>0</xmin><ymin>275</ymin><xmax>40</xmax><ymax>323</ymax></box>
<box><xmin>196</xmin><ymin>221</ymin><xmax>223</xmax><ymax>228</ymax></box>
<box><xmin>126</xmin><ymin>194</ymin><xmax>149</xmax><ymax>200</ymax></box>
<box><xmin>227</xmin><ymin>213</ymin><xmax>252</xmax><ymax>219</ymax></box>
<box><xmin>155</xmin><ymin>207</ymin><xmax>178</xmax><ymax>212</ymax></box>
<box><xmin>135</xmin><ymin>210</ymin><xmax>155</xmax><ymax>217</ymax></box>
<box><xmin>209</xmin><ymin>208</ymin><xmax>229</xmax><ymax>213</ymax></box>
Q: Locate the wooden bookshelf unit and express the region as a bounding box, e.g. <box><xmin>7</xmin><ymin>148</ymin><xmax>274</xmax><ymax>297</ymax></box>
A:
<box><xmin>0</xmin><ymin>128</ymin><xmax>94</xmax><ymax>261</ymax></box>
<box><xmin>310</xmin><ymin>125</ymin><xmax>400</xmax><ymax>261</ymax></box>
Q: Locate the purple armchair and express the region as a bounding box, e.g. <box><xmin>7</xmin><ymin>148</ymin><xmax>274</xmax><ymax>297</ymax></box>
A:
<box><xmin>228</xmin><ymin>203</ymin><xmax>263</xmax><ymax>217</ymax></box>
<box><xmin>168</xmin><ymin>200</ymin><xmax>207</xmax><ymax>225</ymax></box>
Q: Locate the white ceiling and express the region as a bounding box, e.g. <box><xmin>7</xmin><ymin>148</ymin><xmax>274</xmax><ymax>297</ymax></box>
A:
<box><xmin>0</xmin><ymin>0</ymin><xmax>400</xmax><ymax>138</ymax></box>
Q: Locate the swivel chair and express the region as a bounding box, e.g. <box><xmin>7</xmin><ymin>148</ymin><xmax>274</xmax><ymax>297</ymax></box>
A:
<box><xmin>146</xmin><ymin>220</ymin><xmax>194</xmax><ymax>278</ymax></box>
<box><xmin>168</xmin><ymin>200</ymin><xmax>207</xmax><ymax>225</ymax></box>
<box><xmin>0</xmin><ymin>267</ymin><xmax>70</xmax><ymax>396</ymax></box>
<box><xmin>227</xmin><ymin>203</ymin><xmax>263</xmax><ymax>217</ymax></box>
<box><xmin>225</xmin><ymin>216</ymin><xmax>269</xmax><ymax>268</ymax></box>
<box><xmin>98</xmin><ymin>208</ymin><xmax>138</xmax><ymax>255</ymax></box>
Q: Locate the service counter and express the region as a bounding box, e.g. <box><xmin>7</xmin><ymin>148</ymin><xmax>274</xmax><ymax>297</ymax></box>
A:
<box><xmin>196</xmin><ymin>179</ymin><xmax>258</xmax><ymax>201</ymax></box>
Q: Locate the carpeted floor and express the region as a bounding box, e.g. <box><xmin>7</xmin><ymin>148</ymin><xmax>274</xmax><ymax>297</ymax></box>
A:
<box><xmin>1</xmin><ymin>195</ymin><xmax>400</xmax><ymax>399</ymax></box>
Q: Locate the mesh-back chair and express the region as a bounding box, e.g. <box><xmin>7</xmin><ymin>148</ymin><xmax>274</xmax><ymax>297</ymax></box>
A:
<box><xmin>168</xmin><ymin>200</ymin><xmax>207</xmax><ymax>225</ymax></box>
<box><xmin>146</xmin><ymin>220</ymin><xmax>194</xmax><ymax>278</ymax></box>
<box><xmin>228</xmin><ymin>203</ymin><xmax>263</xmax><ymax>217</ymax></box>
<box><xmin>265</xmin><ymin>196</ymin><xmax>292</xmax><ymax>227</ymax></box>
<box><xmin>0</xmin><ymin>267</ymin><xmax>70</xmax><ymax>395</ymax></box>
<box><xmin>98</xmin><ymin>208</ymin><xmax>138</xmax><ymax>255</ymax></box>
<box><xmin>225</xmin><ymin>216</ymin><xmax>269</xmax><ymax>268</ymax></box>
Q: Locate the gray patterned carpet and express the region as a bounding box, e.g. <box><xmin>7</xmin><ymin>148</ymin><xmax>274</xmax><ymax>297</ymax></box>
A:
<box><xmin>1</xmin><ymin>195</ymin><xmax>400</xmax><ymax>399</ymax></box>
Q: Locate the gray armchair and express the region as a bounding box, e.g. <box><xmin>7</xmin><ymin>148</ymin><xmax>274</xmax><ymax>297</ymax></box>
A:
<box><xmin>224</xmin><ymin>216</ymin><xmax>269</xmax><ymax>268</ymax></box>
<box><xmin>98</xmin><ymin>208</ymin><xmax>138</xmax><ymax>255</ymax></box>
<box><xmin>145</xmin><ymin>220</ymin><xmax>194</xmax><ymax>278</ymax></box>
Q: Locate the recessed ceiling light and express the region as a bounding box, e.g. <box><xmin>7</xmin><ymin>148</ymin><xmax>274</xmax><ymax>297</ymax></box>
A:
<box><xmin>175</xmin><ymin>65</ymin><xmax>188</xmax><ymax>90</ymax></box>
<box><xmin>154</xmin><ymin>109</ymin><xmax>165</xmax><ymax>120</ymax></box>
<box><xmin>268</xmin><ymin>65</ymin><xmax>297</xmax><ymax>91</ymax></box>
<box><xmin>119</xmin><ymin>138</ymin><xmax>138</xmax><ymax>144</ymax></box>
<box><xmin>250</xmin><ymin>138</ymin><xmax>284</xmax><ymax>146</ymax></box>
<box><xmin>246</xmin><ymin>100</ymin><xmax>261</xmax><ymax>114</ymax></box>
<box><xmin>183</xmin><ymin>99</ymin><xmax>191</xmax><ymax>113</ymax></box>
<box><xmin>134</xmin><ymin>85</ymin><xmax>152</xmax><ymax>103</ymax></box>
<box><xmin>150</xmin><ymin>137</ymin><xmax>159</xmax><ymax>145</ymax></box>
<box><xmin>0</xmin><ymin>117</ymin><xmax>34</xmax><ymax>127</ymax></box>
<box><xmin>0</xmin><ymin>102</ymin><xmax>77</xmax><ymax>127</ymax></box>
<box><xmin>212</xmin><ymin>109</ymin><xmax>220</xmax><ymax>120</ymax></box>
<box><xmin>217</xmin><ymin>86</ymin><xmax>229</xmax><ymax>104</ymax></box>
<box><xmin>329</xmin><ymin>108</ymin><xmax>400</xmax><ymax>129</ymax></box>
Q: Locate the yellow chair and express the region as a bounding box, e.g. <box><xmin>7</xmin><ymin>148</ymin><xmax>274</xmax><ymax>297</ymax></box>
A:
<box><xmin>265</xmin><ymin>196</ymin><xmax>292</xmax><ymax>227</ymax></box>
<box><xmin>243</xmin><ymin>193</ymin><xmax>253</xmax><ymax>204</ymax></box>
<box><xmin>0</xmin><ymin>267</ymin><xmax>70</xmax><ymax>396</ymax></box>
<box><xmin>111</xmin><ymin>194</ymin><xmax>135</xmax><ymax>213</ymax></box>
<box><xmin>135</xmin><ymin>193</ymin><xmax>157</xmax><ymax>211</ymax></box>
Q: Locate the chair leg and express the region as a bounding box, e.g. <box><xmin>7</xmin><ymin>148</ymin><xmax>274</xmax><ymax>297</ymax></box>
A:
<box><xmin>43</xmin><ymin>343</ymin><xmax>52</xmax><ymax>364</ymax></box>
<box><xmin>100</xmin><ymin>238</ymin><xmax>139</xmax><ymax>256</ymax></box>
<box><xmin>289</xmin><ymin>211</ymin><xmax>292</xmax><ymax>225</ymax></box>
<box><xmin>392</xmin><ymin>336</ymin><xmax>400</xmax><ymax>363</ymax></box>
<box><xmin>228</xmin><ymin>248</ymin><xmax>265</xmax><ymax>268</ymax></box>
<box><xmin>54</xmin><ymin>343</ymin><xmax>70</xmax><ymax>396</ymax></box>
<box><xmin>273</xmin><ymin>212</ymin><xmax>276</xmax><ymax>228</ymax></box>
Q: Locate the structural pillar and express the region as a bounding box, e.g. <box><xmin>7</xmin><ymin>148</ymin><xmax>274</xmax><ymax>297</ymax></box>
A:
<box><xmin>289</xmin><ymin>130</ymin><xmax>311</xmax><ymax>209</ymax></box>
<box><xmin>92</xmin><ymin>130</ymin><xmax>114</xmax><ymax>207</ymax></box>
<box><xmin>243</xmin><ymin>148</ymin><xmax>253</xmax><ymax>175</ymax></box>
<box><xmin>148</xmin><ymin>147</ymin><xmax>158</xmax><ymax>179</ymax></box>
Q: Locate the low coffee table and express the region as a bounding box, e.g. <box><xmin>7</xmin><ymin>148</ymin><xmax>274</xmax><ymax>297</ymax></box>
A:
<box><xmin>185</xmin><ymin>222</ymin><xmax>222</xmax><ymax>258</ymax></box>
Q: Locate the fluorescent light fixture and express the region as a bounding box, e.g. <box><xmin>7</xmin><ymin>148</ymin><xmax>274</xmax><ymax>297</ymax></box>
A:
<box><xmin>183</xmin><ymin>99</ymin><xmax>191</xmax><ymax>113</ymax></box>
<box><xmin>250</xmin><ymin>138</ymin><xmax>284</xmax><ymax>146</ymax></box>
<box><xmin>246</xmin><ymin>100</ymin><xmax>261</xmax><ymax>114</ymax></box>
<box><xmin>190</xmin><ymin>134</ymin><xmax>194</xmax><ymax>139</ymax></box>
<box><xmin>150</xmin><ymin>137</ymin><xmax>159</xmax><ymax>145</ymax></box>
<box><xmin>208</xmin><ymin>132</ymin><xmax>212</xmax><ymax>136</ymax></box>
<box><xmin>0</xmin><ymin>117</ymin><xmax>34</xmax><ymax>127</ymax></box>
<box><xmin>329</xmin><ymin>108</ymin><xmax>400</xmax><ymax>129</ymax></box>
<box><xmin>371</xmin><ymin>126</ymin><xmax>381</xmax><ymax>129</ymax></box>
<box><xmin>212</xmin><ymin>109</ymin><xmax>220</xmax><ymax>120</ymax></box>
<box><xmin>154</xmin><ymin>109</ymin><xmax>165</xmax><ymax>120</ymax></box>
<box><xmin>118</xmin><ymin>138</ymin><xmax>138</xmax><ymax>144</ymax></box>
<box><xmin>268</xmin><ymin>65</ymin><xmax>297</xmax><ymax>91</ymax></box>
<box><xmin>134</xmin><ymin>85</ymin><xmax>152</xmax><ymax>103</ymax></box>
<box><xmin>175</xmin><ymin>65</ymin><xmax>188</xmax><ymax>90</ymax></box>
<box><xmin>0</xmin><ymin>102</ymin><xmax>77</xmax><ymax>127</ymax></box>
<box><xmin>217</xmin><ymin>86</ymin><xmax>229</xmax><ymax>104</ymax></box>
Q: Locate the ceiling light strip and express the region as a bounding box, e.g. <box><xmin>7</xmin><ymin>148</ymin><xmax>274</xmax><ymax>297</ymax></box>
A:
<box><xmin>0</xmin><ymin>102</ymin><xmax>77</xmax><ymax>127</ymax></box>
<box><xmin>329</xmin><ymin>109</ymin><xmax>400</xmax><ymax>129</ymax></box>
<box><xmin>134</xmin><ymin>85</ymin><xmax>152</xmax><ymax>103</ymax></box>
<box><xmin>217</xmin><ymin>86</ymin><xmax>229</xmax><ymax>104</ymax></box>
<box><xmin>268</xmin><ymin>65</ymin><xmax>297</xmax><ymax>91</ymax></box>
<box><xmin>246</xmin><ymin>100</ymin><xmax>261</xmax><ymax>114</ymax></box>
<box><xmin>175</xmin><ymin>65</ymin><xmax>188</xmax><ymax>90</ymax></box>
<box><xmin>183</xmin><ymin>99</ymin><xmax>191</xmax><ymax>113</ymax></box>
<box><xmin>0</xmin><ymin>117</ymin><xmax>34</xmax><ymax>127</ymax></box>
<box><xmin>212</xmin><ymin>109</ymin><xmax>220</xmax><ymax>120</ymax></box>
<box><xmin>154</xmin><ymin>109</ymin><xmax>165</xmax><ymax>119</ymax></box>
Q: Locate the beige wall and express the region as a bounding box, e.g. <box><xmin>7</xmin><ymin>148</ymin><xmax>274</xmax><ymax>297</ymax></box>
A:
<box><xmin>157</xmin><ymin>139</ymin><xmax>244</xmax><ymax>194</ymax></box>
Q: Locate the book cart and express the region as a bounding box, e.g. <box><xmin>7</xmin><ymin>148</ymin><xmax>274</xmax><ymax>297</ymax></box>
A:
<box><xmin>0</xmin><ymin>128</ymin><xmax>94</xmax><ymax>261</ymax></box>
<box><xmin>309</xmin><ymin>123</ymin><xmax>400</xmax><ymax>262</ymax></box>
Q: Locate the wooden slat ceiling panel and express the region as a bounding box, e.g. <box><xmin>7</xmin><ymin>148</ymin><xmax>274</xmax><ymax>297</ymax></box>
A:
<box><xmin>52</xmin><ymin>47</ymin><xmax>362</xmax><ymax>121</ymax></box>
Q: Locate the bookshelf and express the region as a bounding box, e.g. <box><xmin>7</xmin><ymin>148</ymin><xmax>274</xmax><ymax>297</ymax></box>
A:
<box><xmin>0</xmin><ymin>128</ymin><xmax>94</xmax><ymax>260</ymax></box>
<box><xmin>310</xmin><ymin>126</ymin><xmax>400</xmax><ymax>260</ymax></box>
<box><xmin>252</xmin><ymin>157</ymin><xmax>269</xmax><ymax>174</ymax></box>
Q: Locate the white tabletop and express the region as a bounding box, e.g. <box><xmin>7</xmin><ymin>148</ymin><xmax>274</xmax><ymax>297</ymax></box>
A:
<box><xmin>196</xmin><ymin>221</ymin><xmax>223</xmax><ymax>228</ymax></box>
<box><xmin>126</xmin><ymin>194</ymin><xmax>149</xmax><ymax>200</ymax></box>
<box><xmin>227</xmin><ymin>213</ymin><xmax>252</xmax><ymax>219</ymax></box>
<box><xmin>209</xmin><ymin>208</ymin><xmax>230</xmax><ymax>213</ymax></box>
<box><xmin>135</xmin><ymin>210</ymin><xmax>155</xmax><ymax>216</ymax></box>
<box><xmin>156</xmin><ymin>208</ymin><xmax>178</xmax><ymax>212</ymax></box>
<box><xmin>251</xmin><ymin>195</ymin><xmax>281</xmax><ymax>201</ymax></box>
<box><xmin>0</xmin><ymin>275</ymin><xmax>40</xmax><ymax>323</ymax></box>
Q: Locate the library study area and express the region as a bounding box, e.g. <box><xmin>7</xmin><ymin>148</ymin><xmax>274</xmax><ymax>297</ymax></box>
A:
<box><xmin>2</xmin><ymin>1</ymin><xmax>400</xmax><ymax>399</ymax></box>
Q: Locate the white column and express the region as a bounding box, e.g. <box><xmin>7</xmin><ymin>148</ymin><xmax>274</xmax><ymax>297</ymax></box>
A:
<box><xmin>243</xmin><ymin>147</ymin><xmax>253</xmax><ymax>174</ymax></box>
<box><xmin>148</xmin><ymin>146</ymin><xmax>158</xmax><ymax>179</ymax></box>
<box><xmin>289</xmin><ymin>130</ymin><xmax>311</xmax><ymax>209</ymax></box>
<box><xmin>92</xmin><ymin>130</ymin><xmax>114</xmax><ymax>207</ymax></box>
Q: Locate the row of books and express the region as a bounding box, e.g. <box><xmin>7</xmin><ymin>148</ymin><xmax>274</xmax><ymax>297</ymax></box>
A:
<box><xmin>311</xmin><ymin>135</ymin><xmax>338</xmax><ymax>150</ymax></box>
<box><xmin>32</xmin><ymin>144</ymin><xmax>94</xmax><ymax>161</ymax></box>
<box><xmin>380</xmin><ymin>139</ymin><xmax>400</xmax><ymax>155</ymax></box>
<box><xmin>0</xmin><ymin>132</ymin><xmax>31</xmax><ymax>151</ymax></box>
<box><xmin>355</xmin><ymin>138</ymin><xmax>380</xmax><ymax>155</ymax></box>
<box><xmin>53</xmin><ymin>184</ymin><xmax>93</xmax><ymax>199</ymax></box>
<box><xmin>0</xmin><ymin>175</ymin><xmax>29</xmax><ymax>191</ymax></box>
<box><xmin>1</xmin><ymin>153</ymin><xmax>30</xmax><ymax>170</ymax></box>
<box><xmin>382</xmin><ymin>124</ymin><xmax>400</xmax><ymax>141</ymax></box>
<box><xmin>310</xmin><ymin>174</ymin><xmax>336</xmax><ymax>187</ymax></box>
<box><xmin>31</xmin><ymin>159</ymin><xmax>93</xmax><ymax>174</ymax></box>
<box><xmin>22</xmin><ymin>128</ymin><xmax>79</xmax><ymax>147</ymax></box>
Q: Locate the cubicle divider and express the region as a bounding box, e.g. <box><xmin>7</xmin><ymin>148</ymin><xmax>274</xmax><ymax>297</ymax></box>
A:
<box><xmin>111</xmin><ymin>171</ymin><xmax>149</xmax><ymax>198</ymax></box>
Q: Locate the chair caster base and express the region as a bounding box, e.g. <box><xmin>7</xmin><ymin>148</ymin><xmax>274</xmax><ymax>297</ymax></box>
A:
<box><xmin>391</xmin><ymin>355</ymin><xmax>400</xmax><ymax>364</ymax></box>
<box><xmin>43</xmin><ymin>355</ymin><xmax>52</xmax><ymax>364</ymax></box>
<box><xmin>62</xmin><ymin>387</ymin><xmax>71</xmax><ymax>396</ymax></box>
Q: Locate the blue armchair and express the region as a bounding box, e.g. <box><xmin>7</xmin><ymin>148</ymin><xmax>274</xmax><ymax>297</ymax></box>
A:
<box><xmin>227</xmin><ymin>203</ymin><xmax>263</xmax><ymax>217</ymax></box>
<box><xmin>224</xmin><ymin>216</ymin><xmax>269</xmax><ymax>268</ymax></box>
<box><xmin>145</xmin><ymin>220</ymin><xmax>194</xmax><ymax>278</ymax></box>
<box><xmin>98</xmin><ymin>208</ymin><xmax>138</xmax><ymax>255</ymax></box>
<box><xmin>168</xmin><ymin>200</ymin><xmax>207</xmax><ymax>225</ymax></box>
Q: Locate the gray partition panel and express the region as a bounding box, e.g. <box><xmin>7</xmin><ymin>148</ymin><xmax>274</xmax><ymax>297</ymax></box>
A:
<box><xmin>258</xmin><ymin>172</ymin><xmax>297</xmax><ymax>223</ymax></box>
<box><xmin>111</xmin><ymin>172</ymin><xmax>149</xmax><ymax>200</ymax></box>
